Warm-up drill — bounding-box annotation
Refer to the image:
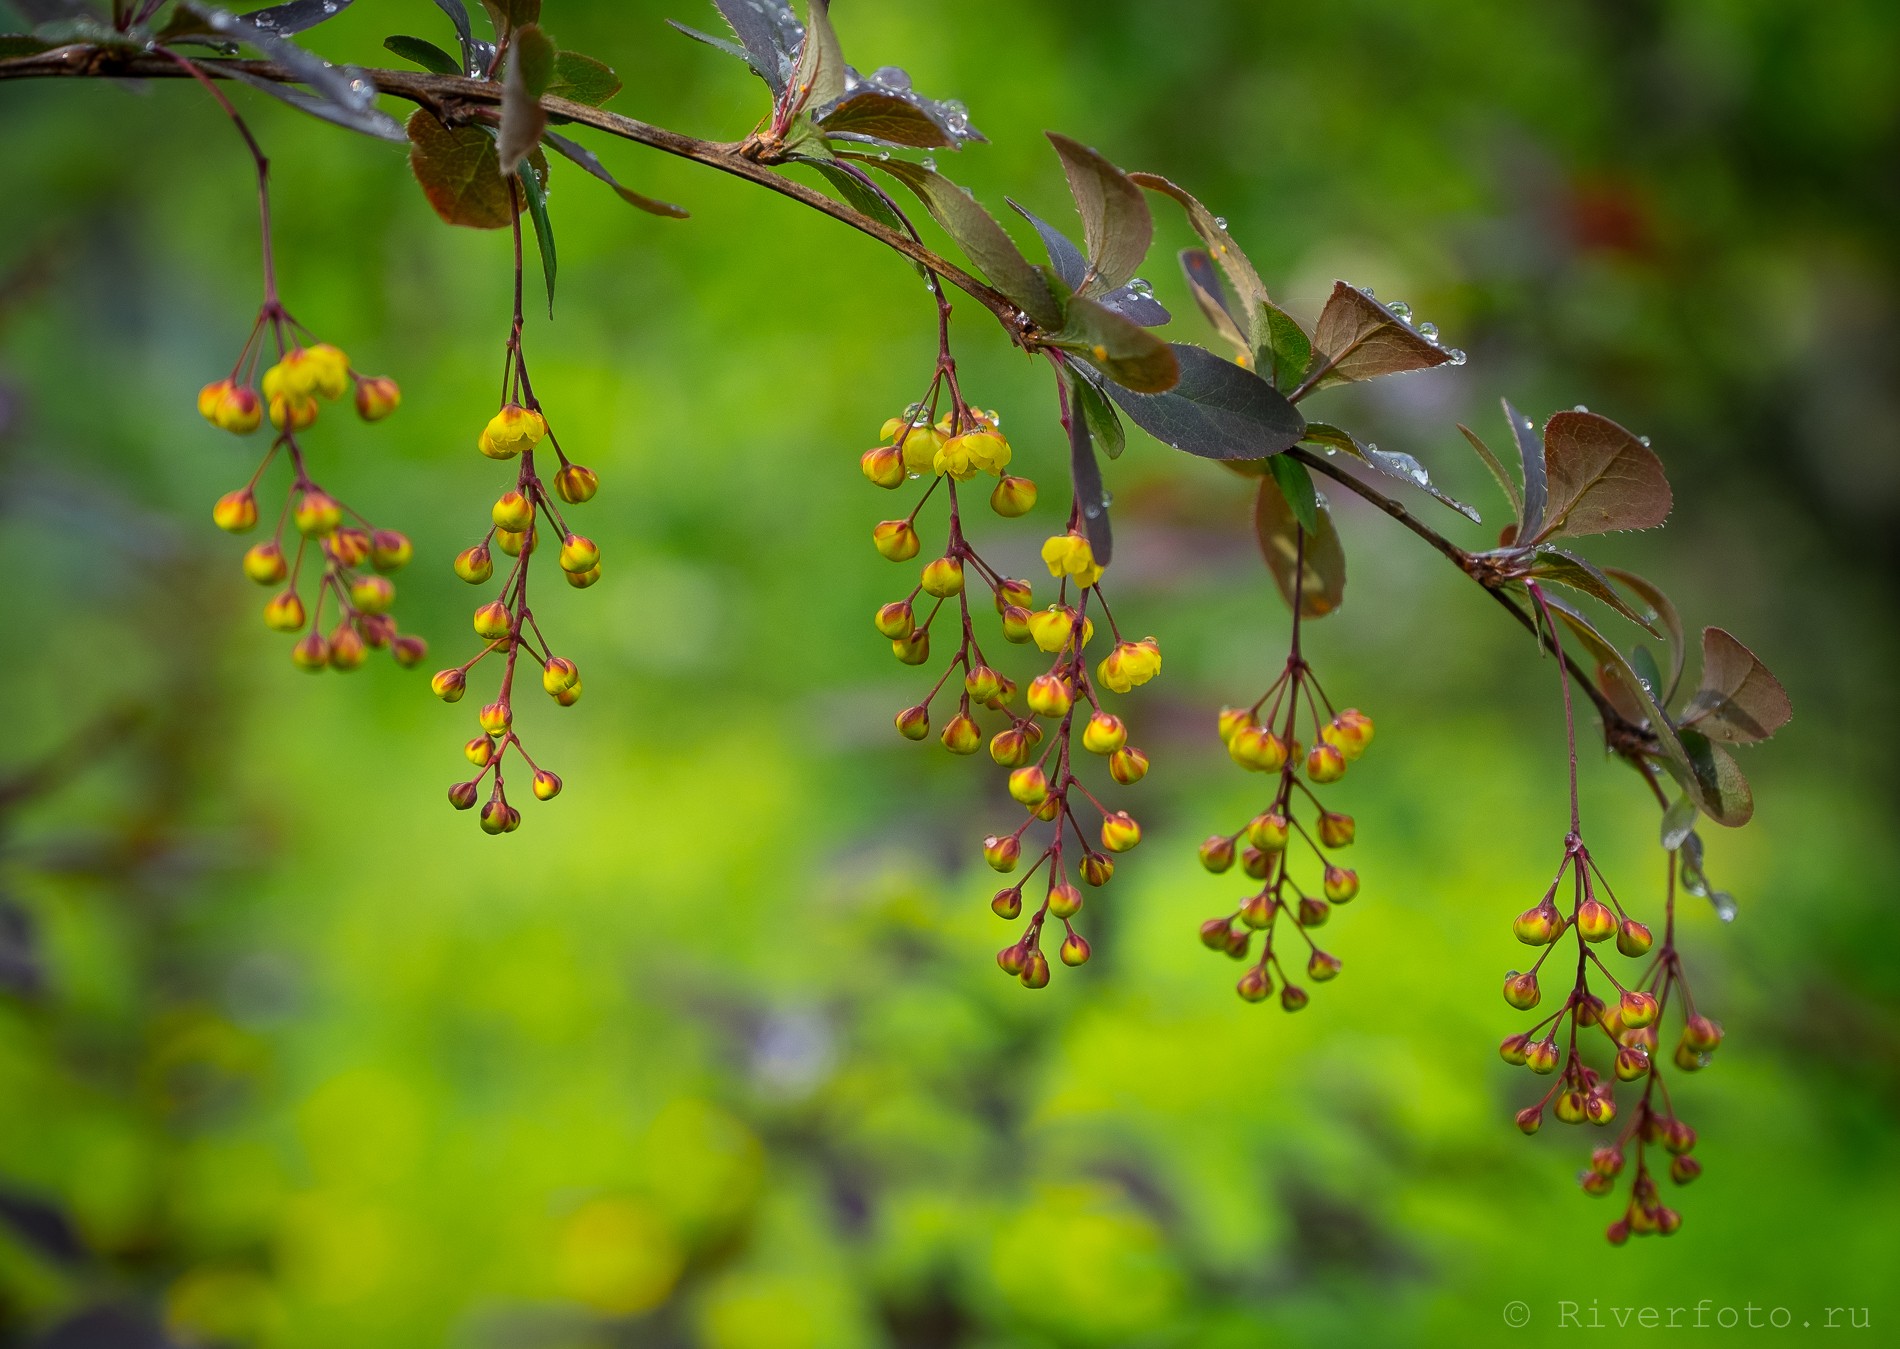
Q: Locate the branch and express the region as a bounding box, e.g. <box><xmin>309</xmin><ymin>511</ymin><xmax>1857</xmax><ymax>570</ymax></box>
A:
<box><xmin>0</xmin><ymin>46</ymin><xmax>1031</xmax><ymax>332</ymax></box>
<box><xmin>1288</xmin><ymin>447</ymin><xmax>1658</xmax><ymax>765</ymax></box>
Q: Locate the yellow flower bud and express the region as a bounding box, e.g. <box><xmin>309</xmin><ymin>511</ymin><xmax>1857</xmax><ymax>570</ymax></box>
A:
<box><xmin>455</xmin><ymin>545</ymin><xmax>494</xmax><ymax>584</ymax></box>
<box><xmin>1247</xmin><ymin>812</ymin><xmax>1289</xmax><ymax>851</ymax></box>
<box><xmin>1026</xmin><ymin>674</ymin><xmax>1073</xmax><ymax>719</ymax></box>
<box><xmin>1306</xmin><ymin>743</ymin><xmax>1347</xmax><ymax>783</ymax></box>
<box><xmin>431</xmin><ymin>668</ymin><xmax>467</xmax><ymax>702</ymax></box>
<box><xmin>213</xmin><ymin>488</ymin><xmax>258</xmax><ymax>533</ymax></box>
<box><xmin>1039</xmin><ymin>532</ymin><xmax>1104</xmax><ymax>588</ymax></box>
<box><xmin>990</xmin><ymin>475</ymin><xmax>1037</xmax><ymax>517</ymax></box>
<box><xmin>473</xmin><ymin>600</ymin><xmax>513</xmax><ymax>641</ymax></box>
<box><xmin>920</xmin><ymin>555</ymin><xmax>965</xmax><ymax>597</ymax></box>
<box><xmin>242</xmin><ymin>541</ymin><xmax>287</xmax><ymax>585</ymax></box>
<box><xmin>268</xmin><ymin>392</ymin><xmax>318</xmax><ymax>431</ymax></box>
<box><xmin>1008</xmin><ymin>766</ymin><xmax>1049</xmax><ymax>805</ymax></box>
<box><xmin>293</xmin><ymin>490</ymin><xmax>341</xmax><ymax>537</ymax></box>
<box><xmin>492</xmin><ymin>490</ymin><xmax>534</xmax><ymax>533</ymax></box>
<box><xmin>872</xmin><ymin>519</ymin><xmax>920</xmax><ymax>561</ymax></box>
<box><xmin>558</xmin><ymin>533</ymin><xmax>600</xmax><ymax>574</ymax></box>
<box><xmin>478</xmin><ymin>701</ymin><xmax>512</xmax><ymax>736</ymax></box>
<box><xmin>542</xmin><ymin>657</ymin><xmax>579</xmax><ymax>694</ymax></box>
<box><xmin>1100</xmin><ymin>810</ymin><xmax>1141</xmax><ymax>853</ymax></box>
<box><xmin>532</xmin><ymin>770</ymin><xmax>563</xmax><ymax>801</ymax></box>
<box><xmin>303</xmin><ymin>343</ymin><xmax>350</xmax><ymax>399</ymax></box>
<box><xmin>354</xmin><ymin>375</ymin><xmax>401</xmax><ymax>421</ymax></box>
<box><xmin>465</xmin><ymin>734</ymin><xmax>496</xmax><ymax>767</ymax></box>
<box><xmin>1081</xmin><ymin>712</ymin><xmax>1126</xmax><ymax>754</ymax></box>
<box><xmin>1108</xmin><ymin>746</ymin><xmax>1149</xmax><ymax>784</ymax></box>
<box><xmin>480</xmin><ymin>404</ymin><xmax>547</xmax><ymax>459</ymax></box>
<box><xmin>263</xmin><ymin>590</ymin><xmax>305</xmax><ymax>632</ymax></box>
<box><xmin>291</xmin><ymin>631</ymin><xmax>329</xmax><ymax>671</ymax></box>
<box><xmin>1322</xmin><ymin>865</ymin><xmax>1359</xmax><ymax>902</ymax></box>
<box><xmin>941</xmin><ymin>714</ymin><xmax>982</xmax><ymax>755</ymax></box>
<box><xmin>861</xmin><ymin>445</ymin><xmax>906</xmax><ymax>489</ymax></box>
<box><xmin>350</xmin><ymin>574</ymin><xmax>395</xmax><ymax>615</ymax></box>
<box><xmin>370</xmin><ymin>529</ymin><xmax>413</xmax><ymax>572</ymax></box>
<box><xmin>555</xmin><ymin>464</ymin><xmax>599</xmax><ymax>504</ymax></box>
<box><xmin>874</xmin><ymin>601</ymin><xmax>914</xmax><ymax>639</ymax></box>
<box><xmin>1227</xmin><ymin>725</ymin><xmax>1286</xmax><ymax>772</ymax></box>
<box><xmin>1026</xmin><ymin>606</ymin><xmax>1076</xmax><ymax>653</ymax></box>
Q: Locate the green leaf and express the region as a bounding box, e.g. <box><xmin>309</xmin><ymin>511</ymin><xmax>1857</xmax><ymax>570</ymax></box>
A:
<box><xmin>406</xmin><ymin>108</ymin><xmax>515</xmax><ymax>229</ymax></box>
<box><xmin>1046</xmin><ymin>133</ymin><xmax>1152</xmax><ymax>295</ymax></box>
<box><xmin>1103</xmin><ymin>344</ymin><xmax>1305</xmax><ymax>461</ymax></box>
<box><xmin>498</xmin><ymin>22</ymin><xmax>555</xmax><ymax>175</ymax></box>
<box><xmin>1054</xmin><ymin>295</ymin><xmax>1178</xmax><ymax>393</ymax></box>
<box><xmin>1130</xmin><ymin>173</ymin><xmax>1269</xmax><ymax>349</ymax></box>
<box><xmin>790</xmin><ymin>0</ymin><xmax>847</xmax><ymax>113</ymax></box>
<box><xmin>543</xmin><ymin>130</ymin><xmax>689</xmax><ymax>218</ymax></box>
<box><xmin>809</xmin><ymin>161</ymin><xmax>910</xmax><ymax>236</ymax></box>
<box><xmin>517</xmin><ymin>162</ymin><xmax>556</xmax><ymax>318</ymax></box>
<box><xmin>1533</xmin><ymin>411</ymin><xmax>1672</xmax><ymax>542</ymax></box>
<box><xmin>384</xmin><ymin>34</ymin><xmax>461</xmax><ymax>75</ymax></box>
<box><xmin>1600</xmin><ymin>567</ymin><xmax>1683</xmax><ymax>702</ymax></box>
<box><xmin>546</xmin><ymin>50</ymin><xmax>622</xmax><ymax>106</ymax></box>
<box><xmin>1681</xmin><ymin>628</ymin><xmax>1792</xmax><ymax>744</ymax></box>
<box><xmin>1528</xmin><ymin>550</ymin><xmax>1661</xmax><ymax>635</ymax></box>
<box><xmin>1268</xmin><ymin>456</ymin><xmax>1320</xmax><ymax>537</ymax></box>
<box><xmin>1678</xmin><ymin>728</ymin><xmax>1754</xmax><ymax>827</ymax></box>
<box><xmin>1258</xmin><ymin>303</ymin><xmax>1312</xmax><ymax>393</ymax></box>
<box><xmin>1069</xmin><ymin>370</ymin><xmax>1126</xmax><ymax>460</ymax></box>
<box><xmin>854</xmin><ymin>156</ymin><xmax>1061</xmax><ymax>330</ymax></box>
<box><xmin>1255</xmin><ymin>476</ymin><xmax>1345</xmax><ymax>618</ymax></box>
<box><xmin>1305</xmin><ymin>282</ymin><xmax>1454</xmax><ymax>390</ymax></box>
<box><xmin>1458</xmin><ymin>422</ymin><xmax>1523</xmax><ymax>524</ymax></box>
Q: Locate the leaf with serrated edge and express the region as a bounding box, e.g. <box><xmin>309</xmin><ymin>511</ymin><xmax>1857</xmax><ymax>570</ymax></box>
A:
<box><xmin>1534</xmin><ymin>411</ymin><xmax>1672</xmax><ymax>542</ymax></box>
<box><xmin>407</xmin><ymin>108</ymin><xmax>514</xmax><ymax>228</ymax></box>
<box><xmin>1047</xmin><ymin>133</ymin><xmax>1151</xmax><ymax>296</ymax></box>
<box><xmin>1256</xmin><ymin>477</ymin><xmax>1344</xmax><ymax>618</ymax></box>
<box><xmin>1056</xmin><ymin>296</ymin><xmax>1177</xmax><ymax>393</ymax></box>
<box><xmin>1682</xmin><ymin>628</ymin><xmax>1792</xmax><ymax>744</ymax></box>
<box><xmin>818</xmin><ymin>91</ymin><xmax>953</xmax><ymax>148</ymax></box>
<box><xmin>1529</xmin><ymin>550</ymin><xmax>1660</xmax><ymax>635</ymax></box>
<box><xmin>1070</xmin><ymin>370</ymin><xmax>1126</xmax><ymax>460</ymax></box>
<box><xmin>546</xmin><ymin>51</ymin><xmax>620</xmax><ymax>106</ymax></box>
<box><xmin>706</xmin><ymin>0</ymin><xmax>801</xmax><ymax>93</ymax></box>
<box><xmin>1301</xmin><ymin>422</ymin><xmax>1480</xmax><ymax>523</ymax></box>
<box><xmin>1600</xmin><ymin>567</ymin><xmax>1683</xmax><ymax>702</ymax></box>
<box><xmin>1065</xmin><ymin>372</ymin><xmax>1112</xmax><ymax>563</ymax></box>
<box><xmin>1130</xmin><ymin>173</ymin><xmax>1267</xmax><ymax>349</ymax></box>
<box><xmin>543</xmin><ymin>130</ymin><xmax>688</xmax><ymax>217</ymax></box>
<box><xmin>1458</xmin><ymin>422</ymin><xmax>1522</xmax><ymax>523</ymax></box>
<box><xmin>1306</xmin><ymin>282</ymin><xmax>1452</xmax><ymax>389</ymax></box>
<box><xmin>1104</xmin><ymin>344</ymin><xmax>1304</xmax><ymax>461</ymax></box>
<box><xmin>790</xmin><ymin>0</ymin><xmax>846</xmax><ymax>113</ymax></box>
<box><xmin>855</xmin><ymin>157</ymin><xmax>1059</xmax><ymax>329</ymax></box>
<box><xmin>385</xmin><ymin>35</ymin><xmax>460</xmax><ymax>74</ymax></box>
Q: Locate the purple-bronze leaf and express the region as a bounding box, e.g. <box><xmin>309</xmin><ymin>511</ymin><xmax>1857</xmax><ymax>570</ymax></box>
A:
<box><xmin>1255</xmin><ymin>476</ymin><xmax>1344</xmax><ymax>619</ymax></box>
<box><xmin>1104</xmin><ymin>344</ymin><xmax>1303</xmax><ymax>460</ymax></box>
<box><xmin>1046</xmin><ymin>133</ymin><xmax>1152</xmax><ymax>296</ymax></box>
<box><xmin>1533</xmin><ymin>410</ymin><xmax>1672</xmax><ymax>542</ymax></box>
<box><xmin>1305</xmin><ymin>282</ymin><xmax>1454</xmax><ymax>390</ymax></box>
<box><xmin>1681</xmin><ymin>628</ymin><xmax>1792</xmax><ymax>744</ymax></box>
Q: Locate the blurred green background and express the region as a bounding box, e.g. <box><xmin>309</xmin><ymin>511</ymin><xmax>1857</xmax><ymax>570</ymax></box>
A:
<box><xmin>2</xmin><ymin>0</ymin><xmax>1897</xmax><ymax>1345</ymax></box>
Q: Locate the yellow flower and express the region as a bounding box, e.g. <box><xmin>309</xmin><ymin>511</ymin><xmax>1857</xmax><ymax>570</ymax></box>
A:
<box><xmin>898</xmin><ymin>425</ymin><xmax>944</xmax><ymax>475</ymax></box>
<box><xmin>1040</xmin><ymin>532</ymin><xmax>1104</xmax><ymax>588</ymax></box>
<box><xmin>480</xmin><ymin>404</ymin><xmax>548</xmax><ymax>459</ymax></box>
<box><xmin>936</xmin><ymin>431</ymin><xmax>1010</xmax><ymax>480</ymax></box>
<box><xmin>1097</xmin><ymin>637</ymin><xmax>1162</xmax><ymax>693</ymax></box>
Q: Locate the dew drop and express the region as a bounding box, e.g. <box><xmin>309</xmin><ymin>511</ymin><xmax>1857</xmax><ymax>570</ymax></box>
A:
<box><xmin>1711</xmin><ymin>892</ymin><xmax>1737</xmax><ymax>923</ymax></box>
<box><xmin>1639</xmin><ymin>435</ymin><xmax>1652</xmax><ymax>447</ymax></box>
<box><xmin>1573</xmin><ymin>403</ymin><xmax>1589</xmax><ymax>413</ymax></box>
<box><xmin>1083</xmin><ymin>504</ymin><xmax>1102</xmax><ymax>519</ymax></box>
<box><xmin>1213</xmin><ymin>216</ymin><xmax>1228</xmax><ymax>229</ymax></box>
<box><xmin>1418</xmin><ymin>321</ymin><xmax>1439</xmax><ymax>342</ymax></box>
<box><xmin>922</xmin><ymin>157</ymin><xmax>938</xmax><ymax>171</ymax></box>
<box><xmin>1447</xmin><ymin>348</ymin><xmax>1468</xmax><ymax>366</ymax></box>
<box><xmin>1387</xmin><ymin>300</ymin><xmax>1411</xmax><ymax>319</ymax></box>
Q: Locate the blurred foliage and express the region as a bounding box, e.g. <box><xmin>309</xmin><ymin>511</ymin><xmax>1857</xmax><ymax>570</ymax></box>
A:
<box><xmin>1</xmin><ymin>0</ymin><xmax>1897</xmax><ymax>1344</ymax></box>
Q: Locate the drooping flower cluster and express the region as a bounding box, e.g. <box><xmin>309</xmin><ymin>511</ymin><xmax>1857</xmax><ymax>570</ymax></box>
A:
<box><xmin>1197</xmin><ymin>648</ymin><xmax>1370</xmax><ymax>1008</ymax></box>
<box><xmin>432</xmin><ymin>336</ymin><xmax>600</xmax><ymax>834</ymax></box>
<box><xmin>1500</xmin><ymin>831</ymin><xmax>1715</xmax><ymax>1240</ymax></box>
<box><xmin>201</xmin><ymin>317</ymin><xmax>425</xmax><ymax>674</ymax></box>
<box><xmin>862</xmin><ymin>392</ymin><xmax>1160</xmax><ymax>986</ymax></box>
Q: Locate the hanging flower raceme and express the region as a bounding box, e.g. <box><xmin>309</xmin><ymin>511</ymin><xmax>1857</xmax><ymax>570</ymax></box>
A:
<box><xmin>433</xmin><ymin>332</ymin><xmax>600</xmax><ymax>833</ymax></box>
<box><xmin>201</xmin><ymin>318</ymin><xmax>424</xmax><ymax>676</ymax></box>
<box><xmin>1197</xmin><ymin>646</ymin><xmax>1370</xmax><ymax>1009</ymax></box>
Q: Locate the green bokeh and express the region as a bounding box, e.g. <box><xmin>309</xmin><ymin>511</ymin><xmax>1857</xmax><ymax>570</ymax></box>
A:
<box><xmin>1</xmin><ymin>1</ymin><xmax>1896</xmax><ymax>1345</ymax></box>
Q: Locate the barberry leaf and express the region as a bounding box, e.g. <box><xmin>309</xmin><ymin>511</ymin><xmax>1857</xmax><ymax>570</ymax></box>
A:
<box><xmin>1065</xmin><ymin>369</ymin><xmax>1112</xmax><ymax>563</ymax></box>
<box><xmin>479</xmin><ymin>0</ymin><xmax>539</xmax><ymax>38</ymax></box>
<box><xmin>497</xmin><ymin>22</ymin><xmax>554</xmax><ymax>176</ymax></box>
<box><xmin>789</xmin><ymin>0</ymin><xmax>846</xmax><ymax>114</ymax></box>
<box><xmin>240</xmin><ymin>0</ymin><xmax>354</xmax><ymax>35</ymax></box>
<box><xmin>181</xmin><ymin>2</ymin><xmax>389</xmax><ymax>124</ymax></box>
<box><xmin>1130</xmin><ymin>173</ymin><xmax>1268</xmax><ymax>348</ymax></box>
<box><xmin>1257</xmin><ymin>302</ymin><xmax>1312</xmax><ymax>394</ymax></box>
<box><xmin>1502</xmin><ymin>400</ymin><xmax>1548</xmax><ymax>541</ymax></box>
<box><xmin>810</xmin><ymin>161</ymin><xmax>911</xmax><ymax>238</ymax></box>
<box><xmin>1532</xmin><ymin>411</ymin><xmax>1672</xmax><ymax>541</ymax></box>
<box><xmin>429</xmin><ymin>0</ymin><xmax>488</xmax><ymax>76</ymax></box>
<box><xmin>226</xmin><ymin>67</ymin><xmax>407</xmax><ymax>141</ymax></box>
<box><xmin>517</xmin><ymin>162</ymin><xmax>555</xmax><ymax>318</ymax></box>
<box><xmin>1681</xmin><ymin>628</ymin><xmax>1792</xmax><ymax>744</ymax></box>
<box><xmin>1054</xmin><ymin>296</ymin><xmax>1177</xmax><ymax>393</ymax></box>
<box><xmin>817</xmin><ymin>91</ymin><xmax>956</xmax><ymax>148</ymax></box>
<box><xmin>1300</xmin><ymin>421</ymin><xmax>1481</xmax><ymax>523</ymax></box>
<box><xmin>1256</xmin><ymin>476</ymin><xmax>1345</xmax><ymax>618</ymax></box>
<box><xmin>1458</xmin><ymin>422</ymin><xmax>1523</xmax><ymax>522</ymax></box>
<box><xmin>1046</xmin><ymin>133</ymin><xmax>1151</xmax><ymax>296</ymax></box>
<box><xmin>384</xmin><ymin>34</ymin><xmax>461</xmax><ymax>75</ymax></box>
<box><xmin>1069</xmin><ymin>369</ymin><xmax>1126</xmax><ymax>460</ymax></box>
<box><xmin>545</xmin><ymin>51</ymin><xmax>621</xmax><ymax>106</ymax></box>
<box><xmin>1268</xmin><ymin>455</ymin><xmax>1320</xmax><ymax>537</ymax></box>
<box><xmin>666</xmin><ymin>21</ymin><xmax>765</xmax><ymax>81</ymax></box>
<box><xmin>1009</xmin><ymin>202</ymin><xmax>1166</xmax><ymax>325</ymax></box>
<box><xmin>854</xmin><ymin>157</ymin><xmax>1060</xmax><ymax>330</ymax></box>
<box><xmin>407</xmin><ymin>108</ymin><xmax>515</xmax><ymax>227</ymax></box>
<box><xmin>691</xmin><ymin>0</ymin><xmax>803</xmax><ymax>93</ymax></box>
<box><xmin>1179</xmin><ymin>249</ymin><xmax>1246</xmax><ymax>359</ymax></box>
<box><xmin>543</xmin><ymin>130</ymin><xmax>689</xmax><ymax>217</ymax></box>
<box><xmin>1677</xmin><ymin>728</ymin><xmax>1754</xmax><ymax>826</ymax></box>
<box><xmin>1104</xmin><ymin>344</ymin><xmax>1304</xmax><ymax>461</ymax></box>
<box><xmin>1528</xmin><ymin>550</ymin><xmax>1660</xmax><ymax>635</ymax></box>
<box><xmin>1601</xmin><ymin>567</ymin><xmax>1683</xmax><ymax>701</ymax></box>
<box><xmin>1305</xmin><ymin>283</ymin><xmax>1454</xmax><ymax>390</ymax></box>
